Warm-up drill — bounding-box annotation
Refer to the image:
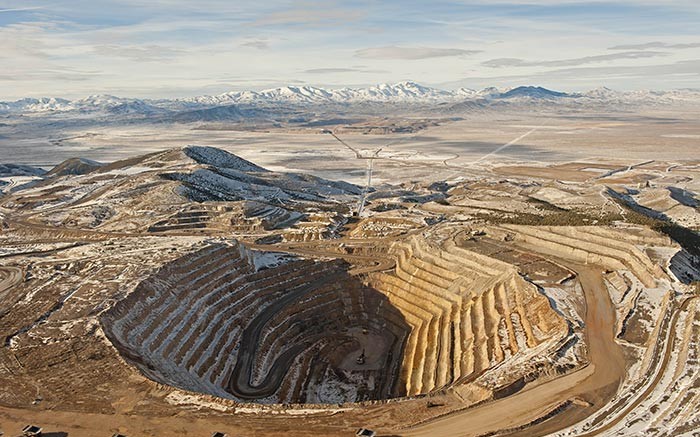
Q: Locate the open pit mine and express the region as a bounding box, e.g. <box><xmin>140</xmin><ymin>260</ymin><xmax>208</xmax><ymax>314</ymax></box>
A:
<box><xmin>0</xmin><ymin>145</ymin><xmax>698</xmax><ymax>436</ymax></box>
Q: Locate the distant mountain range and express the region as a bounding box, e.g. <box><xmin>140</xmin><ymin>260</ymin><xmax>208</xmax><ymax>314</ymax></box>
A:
<box><xmin>1</xmin><ymin>82</ymin><xmax>699</xmax><ymax>116</ymax></box>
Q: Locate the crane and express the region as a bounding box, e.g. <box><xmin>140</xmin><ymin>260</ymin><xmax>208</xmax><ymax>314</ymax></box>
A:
<box><xmin>323</xmin><ymin>130</ymin><xmax>383</xmax><ymax>216</ymax></box>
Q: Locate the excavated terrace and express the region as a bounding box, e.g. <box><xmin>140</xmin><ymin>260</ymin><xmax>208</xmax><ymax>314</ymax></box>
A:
<box><xmin>102</xmin><ymin>242</ymin><xmax>410</xmax><ymax>404</ymax></box>
<box><xmin>101</xmin><ymin>233</ymin><xmax>570</xmax><ymax>405</ymax></box>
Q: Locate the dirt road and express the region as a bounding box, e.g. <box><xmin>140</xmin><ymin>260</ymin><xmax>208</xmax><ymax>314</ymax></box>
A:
<box><xmin>0</xmin><ymin>266</ymin><xmax>22</xmax><ymax>301</ymax></box>
<box><xmin>227</xmin><ymin>273</ymin><xmax>336</xmax><ymax>399</ymax></box>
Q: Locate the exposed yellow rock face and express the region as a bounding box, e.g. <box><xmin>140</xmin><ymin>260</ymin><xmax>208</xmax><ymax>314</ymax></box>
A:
<box><xmin>497</xmin><ymin>225</ymin><xmax>668</xmax><ymax>287</ymax></box>
<box><xmin>369</xmin><ymin>234</ymin><xmax>568</xmax><ymax>396</ymax></box>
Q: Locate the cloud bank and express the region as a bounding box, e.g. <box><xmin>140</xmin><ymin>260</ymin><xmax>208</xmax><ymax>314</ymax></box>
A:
<box><xmin>355</xmin><ymin>46</ymin><xmax>481</xmax><ymax>60</ymax></box>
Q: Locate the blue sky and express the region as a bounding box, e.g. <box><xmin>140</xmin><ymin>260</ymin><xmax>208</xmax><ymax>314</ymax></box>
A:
<box><xmin>0</xmin><ymin>0</ymin><xmax>699</xmax><ymax>99</ymax></box>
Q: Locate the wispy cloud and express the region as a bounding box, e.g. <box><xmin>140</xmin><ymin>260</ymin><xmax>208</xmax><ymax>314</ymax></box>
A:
<box><xmin>92</xmin><ymin>44</ymin><xmax>185</xmax><ymax>62</ymax></box>
<box><xmin>251</xmin><ymin>4</ymin><xmax>364</xmax><ymax>27</ymax></box>
<box><xmin>608</xmin><ymin>41</ymin><xmax>700</xmax><ymax>50</ymax></box>
<box><xmin>0</xmin><ymin>7</ymin><xmax>43</xmax><ymax>13</ymax></box>
<box><xmin>356</xmin><ymin>46</ymin><xmax>481</xmax><ymax>60</ymax></box>
<box><xmin>240</xmin><ymin>39</ymin><xmax>269</xmax><ymax>50</ymax></box>
<box><xmin>483</xmin><ymin>51</ymin><xmax>669</xmax><ymax>68</ymax></box>
<box><xmin>303</xmin><ymin>67</ymin><xmax>386</xmax><ymax>74</ymax></box>
<box><xmin>0</xmin><ymin>67</ymin><xmax>100</xmax><ymax>83</ymax></box>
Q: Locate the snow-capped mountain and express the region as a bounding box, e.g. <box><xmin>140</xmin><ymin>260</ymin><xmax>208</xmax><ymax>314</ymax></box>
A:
<box><xmin>0</xmin><ymin>94</ymin><xmax>163</xmax><ymax>114</ymax></box>
<box><xmin>179</xmin><ymin>81</ymin><xmax>456</xmax><ymax>107</ymax></box>
<box><xmin>1</xmin><ymin>82</ymin><xmax>698</xmax><ymax>116</ymax></box>
<box><xmin>499</xmin><ymin>86</ymin><xmax>570</xmax><ymax>99</ymax></box>
<box><xmin>582</xmin><ymin>86</ymin><xmax>620</xmax><ymax>100</ymax></box>
<box><xmin>336</xmin><ymin>81</ymin><xmax>455</xmax><ymax>101</ymax></box>
<box><xmin>0</xmin><ymin>97</ymin><xmax>73</xmax><ymax>113</ymax></box>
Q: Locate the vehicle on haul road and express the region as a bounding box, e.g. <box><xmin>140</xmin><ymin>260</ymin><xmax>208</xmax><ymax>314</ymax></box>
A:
<box><xmin>21</xmin><ymin>425</ymin><xmax>42</xmax><ymax>437</ymax></box>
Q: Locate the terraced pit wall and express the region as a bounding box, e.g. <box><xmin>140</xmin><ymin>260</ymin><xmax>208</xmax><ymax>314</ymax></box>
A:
<box><xmin>101</xmin><ymin>242</ymin><xmax>411</xmax><ymax>404</ymax></box>
<box><xmin>368</xmin><ymin>235</ymin><xmax>569</xmax><ymax>397</ymax></box>
<box><xmin>496</xmin><ymin>225</ymin><xmax>668</xmax><ymax>288</ymax></box>
<box><xmin>102</xmin><ymin>234</ymin><xmax>576</xmax><ymax>406</ymax></box>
